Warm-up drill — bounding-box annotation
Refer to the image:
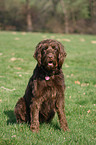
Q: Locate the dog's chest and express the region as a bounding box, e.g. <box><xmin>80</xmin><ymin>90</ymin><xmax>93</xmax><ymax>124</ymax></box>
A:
<box><xmin>39</xmin><ymin>79</ymin><xmax>58</xmax><ymax>99</ymax></box>
<box><xmin>33</xmin><ymin>74</ymin><xmax>64</xmax><ymax>99</ymax></box>
<box><xmin>47</xmin><ymin>85</ymin><xmax>57</xmax><ymax>99</ymax></box>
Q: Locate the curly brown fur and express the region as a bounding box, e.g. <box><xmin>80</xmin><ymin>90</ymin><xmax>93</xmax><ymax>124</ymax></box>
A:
<box><xmin>14</xmin><ymin>39</ymin><xmax>68</xmax><ymax>132</ymax></box>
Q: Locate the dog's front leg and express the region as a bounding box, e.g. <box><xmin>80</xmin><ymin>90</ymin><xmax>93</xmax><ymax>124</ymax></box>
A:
<box><xmin>30</xmin><ymin>100</ymin><xmax>41</xmax><ymax>132</ymax></box>
<box><xmin>56</xmin><ymin>96</ymin><xmax>68</xmax><ymax>131</ymax></box>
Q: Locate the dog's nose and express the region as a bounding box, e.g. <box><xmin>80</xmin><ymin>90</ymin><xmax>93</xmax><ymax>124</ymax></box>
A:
<box><xmin>48</xmin><ymin>53</ymin><xmax>53</xmax><ymax>59</ymax></box>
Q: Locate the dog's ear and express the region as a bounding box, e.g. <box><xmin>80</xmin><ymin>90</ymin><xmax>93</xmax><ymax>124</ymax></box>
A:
<box><xmin>34</xmin><ymin>43</ymin><xmax>42</xmax><ymax>66</ymax></box>
<box><xmin>58</xmin><ymin>42</ymin><xmax>67</xmax><ymax>68</ymax></box>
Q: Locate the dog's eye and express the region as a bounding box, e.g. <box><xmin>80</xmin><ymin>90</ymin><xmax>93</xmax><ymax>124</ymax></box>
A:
<box><xmin>42</xmin><ymin>49</ymin><xmax>46</xmax><ymax>55</ymax></box>
<box><xmin>52</xmin><ymin>46</ymin><xmax>55</xmax><ymax>49</ymax></box>
<box><xmin>42</xmin><ymin>45</ymin><xmax>48</xmax><ymax>50</ymax></box>
<box><xmin>52</xmin><ymin>46</ymin><xmax>58</xmax><ymax>50</ymax></box>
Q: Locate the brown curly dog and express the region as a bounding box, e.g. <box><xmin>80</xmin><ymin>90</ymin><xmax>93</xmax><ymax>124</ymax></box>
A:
<box><xmin>14</xmin><ymin>39</ymin><xmax>68</xmax><ymax>132</ymax></box>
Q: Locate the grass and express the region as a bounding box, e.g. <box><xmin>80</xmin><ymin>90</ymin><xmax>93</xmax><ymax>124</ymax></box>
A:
<box><xmin>0</xmin><ymin>31</ymin><xmax>96</xmax><ymax>145</ymax></box>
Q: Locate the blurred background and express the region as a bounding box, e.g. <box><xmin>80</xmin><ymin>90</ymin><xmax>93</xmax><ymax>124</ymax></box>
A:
<box><xmin>0</xmin><ymin>0</ymin><xmax>96</xmax><ymax>34</ymax></box>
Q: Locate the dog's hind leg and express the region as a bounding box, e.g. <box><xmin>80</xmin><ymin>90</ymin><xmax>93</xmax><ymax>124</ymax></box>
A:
<box><xmin>14</xmin><ymin>97</ymin><xmax>29</xmax><ymax>123</ymax></box>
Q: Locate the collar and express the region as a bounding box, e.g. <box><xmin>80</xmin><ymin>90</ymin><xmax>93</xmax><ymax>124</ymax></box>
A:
<box><xmin>39</xmin><ymin>65</ymin><xmax>59</xmax><ymax>81</ymax></box>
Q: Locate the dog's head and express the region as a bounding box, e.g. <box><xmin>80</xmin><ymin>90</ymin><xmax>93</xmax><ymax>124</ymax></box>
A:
<box><xmin>34</xmin><ymin>39</ymin><xmax>67</xmax><ymax>71</ymax></box>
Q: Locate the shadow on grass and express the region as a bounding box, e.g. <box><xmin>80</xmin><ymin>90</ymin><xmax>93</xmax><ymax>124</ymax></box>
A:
<box><xmin>4</xmin><ymin>110</ymin><xmax>60</xmax><ymax>131</ymax></box>
<box><xmin>4</xmin><ymin>110</ymin><xmax>16</xmax><ymax>125</ymax></box>
<box><xmin>49</xmin><ymin>122</ymin><xmax>61</xmax><ymax>131</ymax></box>
<box><xmin>40</xmin><ymin>121</ymin><xmax>60</xmax><ymax>131</ymax></box>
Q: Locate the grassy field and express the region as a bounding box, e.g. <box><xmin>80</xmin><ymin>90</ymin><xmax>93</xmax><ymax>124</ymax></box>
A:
<box><xmin>0</xmin><ymin>31</ymin><xmax>96</xmax><ymax>145</ymax></box>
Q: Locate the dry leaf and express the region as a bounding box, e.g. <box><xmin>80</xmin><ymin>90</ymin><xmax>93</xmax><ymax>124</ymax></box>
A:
<box><xmin>11</xmin><ymin>53</ymin><xmax>15</xmax><ymax>56</ymax></box>
<box><xmin>80</xmin><ymin>38</ymin><xmax>85</xmax><ymax>42</ymax></box>
<box><xmin>10</xmin><ymin>57</ymin><xmax>17</xmax><ymax>61</ymax></box>
<box><xmin>62</xmin><ymin>39</ymin><xmax>71</xmax><ymax>42</ymax></box>
<box><xmin>0</xmin><ymin>76</ymin><xmax>4</xmax><ymax>78</ymax></box>
<box><xmin>67</xmin><ymin>86</ymin><xmax>70</xmax><ymax>88</ymax></box>
<box><xmin>10</xmin><ymin>57</ymin><xmax>23</xmax><ymax>62</ymax></box>
<box><xmin>50</xmin><ymin>36</ymin><xmax>55</xmax><ymax>39</ymax></box>
<box><xmin>12</xmin><ymin>32</ymin><xmax>17</xmax><ymax>35</ymax></box>
<box><xmin>56</xmin><ymin>38</ymin><xmax>61</xmax><ymax>41</ymax></box>
<box><xmin>75</xmin><ymin>80</ymin><xmax>80</xmax><ymax>85</ymax></box>
<box><xmin>0</xmin><ymin>99</ymin><xmax>2</xmax><ymax>102</ymax></box>
<box><xmin>0</xmin><ymin>53</ymin><xmax>3</xmax><ymax>56</ymax></box>
<box><xmin>71</xmin><ymin>74</ymin><xmax>74</xmax><ymax>77</ymax></box>
<box><xmin>1</xmin><ymin>86</ymin><xmax>16</xmax><ymax>91</ymax></box>
<box><xmin>65</xmin><ymin>64</ymin><xmax>69</xmax><ymax>68</ymax></box>
<box><xmin>81</xmin><ymin>83</ymin><xmax>89</xmax><ymax>87</ymax></box>
<box><xmin>42</xmin><ymin>35</ymin><xmax>47</xmax><ymax>38</ymax></box>
<box><xmin>11</xmin><ymin>135</ymin><xmax>16</xmax><ymax>138</ymax></box>
<box><xmin>91</xmin><ymin>41</ymin><xmax>96</xmax><ymax>44</ymax></box>
<box><xmin>21</xmin><ymin>32</ymin><xmax>26</xmax><ymax>35</ymax></box>
<box><xmin>14</xmin><ymin>67</ymin><xmax>22</xmax><ymax>70</ymax></box>
<box><xmin>14</xmin><ymin>37</ymin><xmax>20</xmax><ymax>40</ymax></box>
<box><xmin>87</xmin><ymin>110</ymin><xmax>90</xmax><ymax>113</ymax></box>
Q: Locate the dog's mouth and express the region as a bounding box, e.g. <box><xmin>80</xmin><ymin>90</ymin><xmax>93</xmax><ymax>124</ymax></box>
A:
<box><xmin>42</xmin><ymin>58</ymin><xmax>57</xmax><ymax>71</ymax></box>
<box><xmin>48</xmin><ymin>61</ymin><xmax>53</xmax><ymax>67</ymax></box>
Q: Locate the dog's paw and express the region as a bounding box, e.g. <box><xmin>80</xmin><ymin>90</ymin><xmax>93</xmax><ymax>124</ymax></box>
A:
<box><xmin>30</xmin><ymin>125</ymin><xmax>39</xmax><ymax>133</ymax></box>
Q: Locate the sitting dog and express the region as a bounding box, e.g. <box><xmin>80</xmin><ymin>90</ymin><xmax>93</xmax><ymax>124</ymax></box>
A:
<box><xmin>14</xmin><ymin>39</ymin><xmax>68</xmax><ymax>132</ymax></box>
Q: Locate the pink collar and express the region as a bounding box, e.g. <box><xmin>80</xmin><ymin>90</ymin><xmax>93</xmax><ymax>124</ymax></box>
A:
<box><xmin>45</xmin><ymin>76</ymin><xmax>50</xmax><ymax>80</ymax></box>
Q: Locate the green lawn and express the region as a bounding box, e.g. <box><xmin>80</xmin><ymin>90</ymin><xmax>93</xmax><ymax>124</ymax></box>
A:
<box><xmin>0</xmin><ymin>31</ymin><xmax>96</xmax><ymax>145</ymax></box>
